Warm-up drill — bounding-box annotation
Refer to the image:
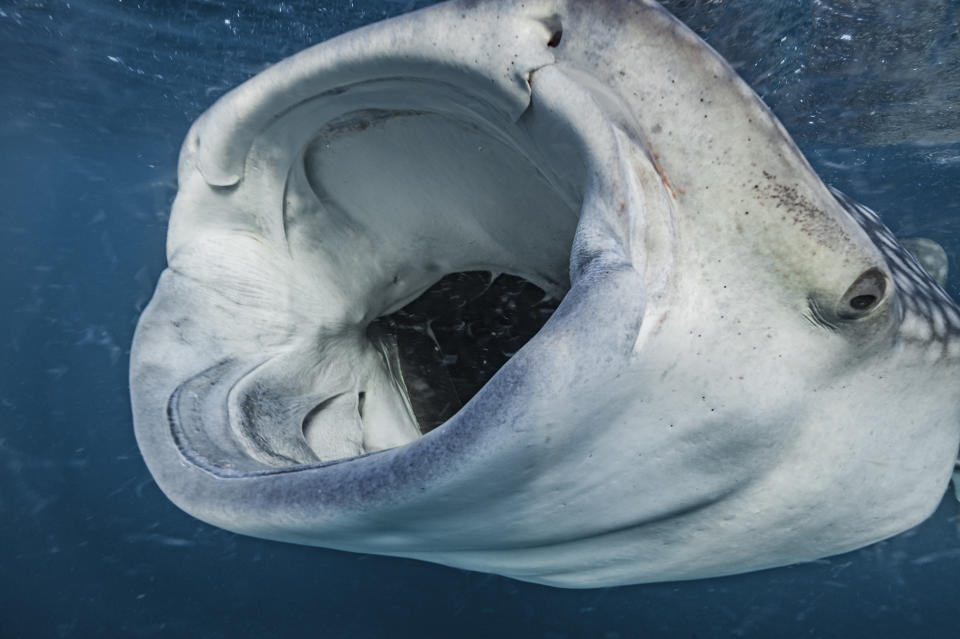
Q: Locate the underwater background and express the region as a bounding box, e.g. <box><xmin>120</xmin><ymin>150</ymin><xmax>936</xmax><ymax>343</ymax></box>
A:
<box><xmin>2</xmin><ymin>0</ymin><xmax>959</xmax><ymax>636</ymax></box>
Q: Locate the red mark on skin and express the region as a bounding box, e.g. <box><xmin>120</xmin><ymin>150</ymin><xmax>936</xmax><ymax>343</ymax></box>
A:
<box><xmin>647</xmin><ymin>143</ymin><xmax>680</xmax><ymax>199</ymax></box>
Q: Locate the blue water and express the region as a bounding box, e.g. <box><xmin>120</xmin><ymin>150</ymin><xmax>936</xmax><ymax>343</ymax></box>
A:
<box><xmin>2</xmin><ymin>1</ymin><xmax>959</xmax><ymax>636</ymax></box>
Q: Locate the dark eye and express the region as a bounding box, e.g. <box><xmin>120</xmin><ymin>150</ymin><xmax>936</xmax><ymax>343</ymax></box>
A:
<box><xmin>837</xmin><ymin>267</ymin><xmax>887</xmax><ymax>319</ymax></box>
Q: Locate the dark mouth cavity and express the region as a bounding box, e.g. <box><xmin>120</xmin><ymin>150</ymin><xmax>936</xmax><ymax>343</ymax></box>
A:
<box><xmin>369</xmin><ymin>271</ymin><xmax>560</xmax><ymax>433</ymax></box>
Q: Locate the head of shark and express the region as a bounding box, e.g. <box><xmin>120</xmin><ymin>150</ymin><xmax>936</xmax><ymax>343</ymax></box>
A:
<box><xmin>130</xmin><ymin>0</ymin><xmax>960</xmax><ymax>587</ymax></box>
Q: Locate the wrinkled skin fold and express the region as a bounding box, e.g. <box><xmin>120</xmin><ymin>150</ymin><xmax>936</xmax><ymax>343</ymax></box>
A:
<box><xmin>130</xmin><ymin>0</ymin><xmax>960</xmax><ymax>587</ymax></box>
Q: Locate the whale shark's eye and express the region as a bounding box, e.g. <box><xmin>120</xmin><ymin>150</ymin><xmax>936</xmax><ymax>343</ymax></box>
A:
<box><xmin>849</xmin><ymin>295</ymin><xmax>876</xmax><ymax>310</ymax></box>
<box><xmin>837</xmin><ymin>267</ymin><xmax>887</xmax><ymax>319</ymax></box>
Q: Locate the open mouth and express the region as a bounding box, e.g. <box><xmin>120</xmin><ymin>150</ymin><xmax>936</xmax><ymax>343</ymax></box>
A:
<box><xmin>165</xmin><ymin>87</ymin><xmax>587</xmax><ymax>471</ymax></box>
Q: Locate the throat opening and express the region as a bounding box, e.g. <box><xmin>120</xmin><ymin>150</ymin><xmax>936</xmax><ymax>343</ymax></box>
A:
<box><xmin>369</xmin><ymin>271</ymin><xmax>561</xmax><ymax>435</ymax></box>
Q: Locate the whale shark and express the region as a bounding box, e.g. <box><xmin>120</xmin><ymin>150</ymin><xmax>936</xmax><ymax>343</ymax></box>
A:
<box><xmin>130</xmin><ymin>0</ymin><xmax>960</xmax><ymax>587</ymax></box>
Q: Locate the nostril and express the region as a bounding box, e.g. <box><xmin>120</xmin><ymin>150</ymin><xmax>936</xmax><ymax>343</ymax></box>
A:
<box><xmin>539</xmin><ymin>15</ymin><xmax>563</xmax><ymax>48</ymax></box>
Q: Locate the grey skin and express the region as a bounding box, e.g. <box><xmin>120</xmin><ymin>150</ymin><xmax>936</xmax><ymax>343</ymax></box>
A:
<box><xmin>130</xmin><ymin>0</ymin><xmax>960</xmax><ymax>587</ymax></box>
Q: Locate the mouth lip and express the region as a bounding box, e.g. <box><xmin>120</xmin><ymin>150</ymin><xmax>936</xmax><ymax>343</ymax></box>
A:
<box><xmin>166</xmin><ymin>359</ymin><xmax>394</xmax><ymax>479</ymax></box>
<box><xmin>183</xmin><ymin>5</ymin><xmax>557</xmax><ymax>189</ymax></box>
